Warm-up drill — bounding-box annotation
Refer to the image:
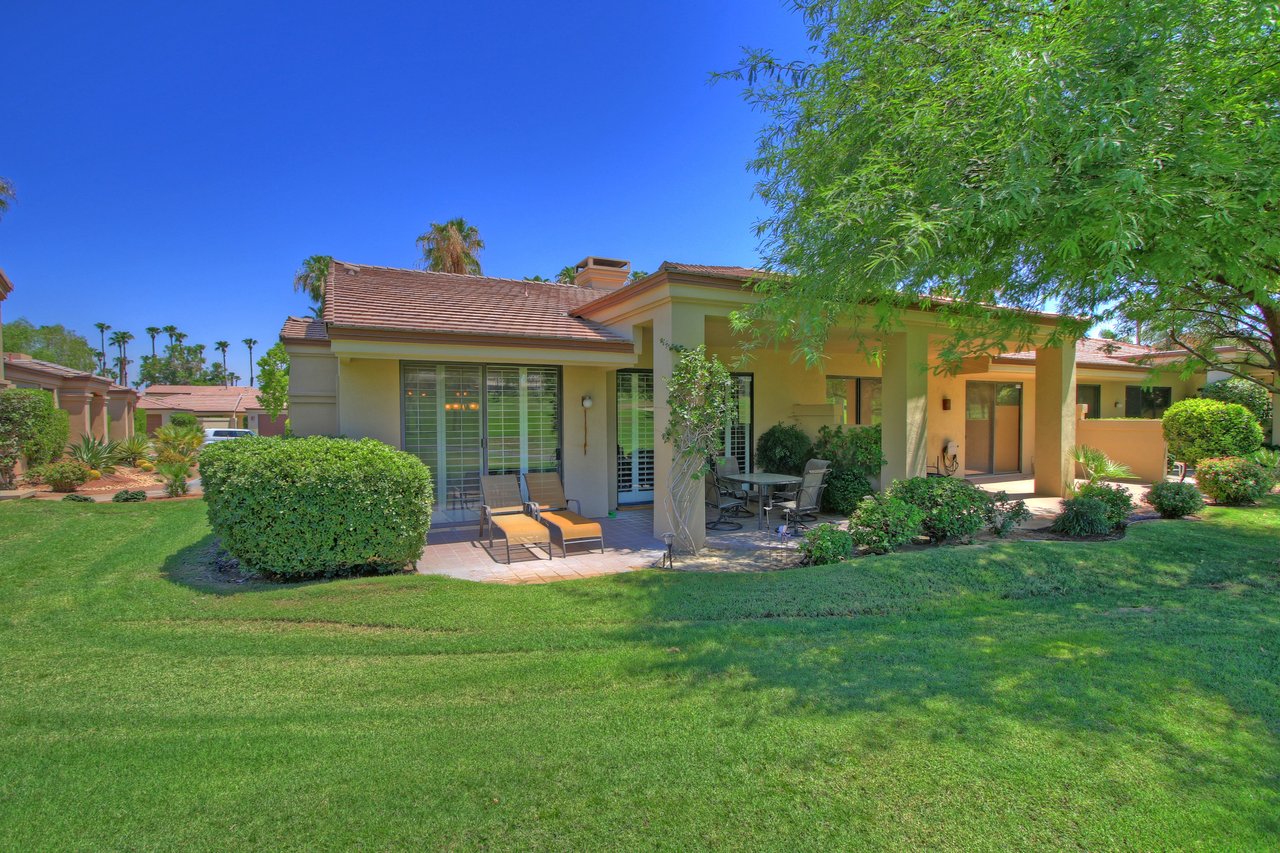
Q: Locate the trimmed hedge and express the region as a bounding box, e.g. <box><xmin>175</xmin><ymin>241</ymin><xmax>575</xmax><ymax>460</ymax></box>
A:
<box><xmin>887</xmin><ymin>476</ymin><xmax>990</xmax><ymax>543</ymax></box>
<box><xmin>200</xmin><ymin>437</ymin><xmax>434</xmax><ymax>578</ymax></box>
<box><xmin>848</xmin><ymin>495</ymin><xmax>923</xmax><ymax>554</ymax></box>
<box><xmin>1162</xmin><ymin>398</ymin><xmax>1262</xmax><ymax>467</ymax></box>
<box><xmin>755</xmin><ymin>423</ymin><xmax>813</xmax><ymax>476</ymax></box>
<box><xmin>1195</xmin><ymin>456</ymin><xmax>1272</xmax><ymax>506</ymax></box>
<box><xmin>1145</xmin><ymin>481</ymin><xmax>1204</xmax><ymax>519</ymax></box>
<box><xmin>0</xmin><ymin>388</ymin><xmax>68</xmax><ymax>489</ymax></box>
<box><xmin>1201</xmin><ymin>378</ymin><xmax>1272</xmax><ymax>429</ymax></box>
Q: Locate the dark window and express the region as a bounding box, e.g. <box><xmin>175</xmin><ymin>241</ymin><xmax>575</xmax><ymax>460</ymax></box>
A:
<box><xmin>1124</xmin><ymin>386</ymin><xmax>1172</xmax><ymax>419</ymax></box>
<box><xmin>1076</xmin><ymin>385</ymin><xmax>1102</xmax><ymax>419</ymax></box>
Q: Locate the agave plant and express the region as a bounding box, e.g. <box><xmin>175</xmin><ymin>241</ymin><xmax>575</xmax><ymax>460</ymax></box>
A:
<box><xmin>152</xmin><ymin>425</ymin><xmax>203</xmax><ymax>465</ymax></box>
<box><xmin>1073</xmin><ymin>445</ymin><xmax>1133</xmax><ymax>488</ymax></box>
<box><xmin>116</xmin><ymin>434</ymin><xmax>153</xmax><ymax>466</ymax></box>
<box><xmin>67</xmin><ymin>435</ymin><xmax>123</xmax><ymax>475</ymax></box>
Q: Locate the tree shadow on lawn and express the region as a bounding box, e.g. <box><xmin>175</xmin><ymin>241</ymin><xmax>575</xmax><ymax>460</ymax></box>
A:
<box><xmin>602</xmin><ymin>516</ymin><xmax>1280</xmax><ymax>834</ymax></box>
<box><xmin>161</xmin><ymin>533</ymin><xmax>335</xmax><ymax>596</ymax></box>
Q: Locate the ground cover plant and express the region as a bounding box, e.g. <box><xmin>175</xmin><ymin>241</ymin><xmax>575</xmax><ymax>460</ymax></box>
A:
<box><xmin>0</xmin><ymin>497</ymin><xmax>1277</xmax><ymax>848</ymax></box>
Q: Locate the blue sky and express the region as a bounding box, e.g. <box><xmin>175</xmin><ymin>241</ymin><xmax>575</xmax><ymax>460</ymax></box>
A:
<box><xmin>0</xmin><ymin>1</ymin><xmax>809</xmax><ymax>381</ymax></box>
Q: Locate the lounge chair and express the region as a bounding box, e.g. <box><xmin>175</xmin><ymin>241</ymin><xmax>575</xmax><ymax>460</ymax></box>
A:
<box><xmin>775</xmin><ymin>466</ymin><xmax>830</xmax><ymax>533</ymax></box>
<box><xmin>522</xmin><ymin>472</ymin><xmax>605</xmax><ymax>557</ymax></box>
<box><xmin>478</xmin><ymin>474</ymin><xmax>551</xmax><ymax>564</ymax></box>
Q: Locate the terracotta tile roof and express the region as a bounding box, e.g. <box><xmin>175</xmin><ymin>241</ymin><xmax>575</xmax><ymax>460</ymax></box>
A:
<box><xmin>139</xmin><ymin>385</ymin><xmax>268</xmax><ymax>413</ymax></box>
<box><xmin>280</xmin><ymin>316</ymin><xmax>329</xmax><ymax>342</ymax></box>
<box><xmin>997</xmin><ymin>337</ymin><xmax>1153</xmax><ymax>367</ymax></box>
<box><xmin>319</xmin><ymin>261</ymin><xmax>631</xmax><ymax>347</ymax></box>
<box><xmin>3</xmin><ymin>353</ymin><xmax>133</xmax><ymax>392</ymax></box>
<box><xmin>659</xmin><ymin>261</ymin><xmax>766</xmax><ymax>279</ymax></box>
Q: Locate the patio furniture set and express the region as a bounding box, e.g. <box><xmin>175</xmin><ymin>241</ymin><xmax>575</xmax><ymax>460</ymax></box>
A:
<box><xmin>707</xmin><ymin>457</ymin><xmax>832</xmax><ymax>533</ymax></box>
<box><xmin>479</xmin><ymin>473</ymin><xmax>606</xmax><ymax>564</ymax></box>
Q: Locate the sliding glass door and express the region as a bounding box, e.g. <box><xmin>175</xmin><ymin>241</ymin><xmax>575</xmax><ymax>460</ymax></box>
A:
<box><xmin>616</xmin><ymin>370</ymin><xmax>655</xmax><ymax>505</ymax></box>
<box><xmin>965</xmin><ymin>381</ymin><xmax>1023</xmax><ymax>475</ymax></box>
<box><xmin>402</xmin><ymin>362</ymin><xmax>561</xmax><ymax>524</ymax></box>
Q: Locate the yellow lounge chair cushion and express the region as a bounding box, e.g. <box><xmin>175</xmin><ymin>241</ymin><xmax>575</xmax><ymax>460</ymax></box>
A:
<box><xmin>540</xmin><ymin>510</ymin><xmax>603</xmax><ymax>542</ymax></box>
<box><xmin>492</xmin><ymin>513</ymin><xmax>550</xmax><ymax>546</ymax></box>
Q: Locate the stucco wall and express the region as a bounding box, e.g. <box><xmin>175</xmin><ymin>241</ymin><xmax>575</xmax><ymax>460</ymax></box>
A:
<box><xmin>336</xmin><ymin>358</ymin><xmax>400</xmax><ymax>445</ymax></box>
<box><xmin>1076</xmin><ymin>417</ymin><xmax>1167</xmax><ymax>483</ymax></box>
<box><xmin>287</xmin><ymin>348</ymin><xmax>339</xmax><ymax>436</ymax></box>
<box><xmin>561</xmin><ymin>366</ymin><xmax>611</xmax><ymax>517</ymax></box>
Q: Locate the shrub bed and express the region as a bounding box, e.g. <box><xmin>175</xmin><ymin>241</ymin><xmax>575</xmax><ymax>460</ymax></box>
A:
<box><xmin>798</xmin><ymin>524</ymin><xmax>855</xmax><ymax>565</ymax></box>
<box><xmin>887</xmin><ymin>476</ymin><xmax>990</xmax><ymax>543</ymax></box>
<box><xmin>30</xmin><ymin>461</ymin><xmax>91</xmax><ymax>492</ymax></box>
<box><xmin>200</xmin><ymin>437</ymin><xmax>434</xmax><ymax>578</ymax></box>
<box><xmin>0</xmin><ymin>388</ymin><xmax>68</xmax><ymax>489</ymax></box>
<box><xmin>1162</xmin><ymin>398</ymin><xmax>1262</xmax><ymax>466</ymax></box>
<box><xmin>1076</xmin><ymin>482</ymin><xmax>1133</xmax><ymax>528</ymax></box>
<box><xmin>1145</xmin><ymin>481</ymin><xmax>1204</xmax><ymax>519</ymax></box>
<box><xmin>1195</xmin><ymin>457</ymin><xmax>1272</xmax><ymax>506</ymax></box>
<box><xmin>1051</xmin><ymin>496</ymin><xmax>1113</xmax><ymax>537</ymax></box>
<box><xmin>848</xmin><ymin>495</ymin><xmax>923</xmax><ymax>554</ymax></box>
<box><xmin>811</xmin><ymin>424</ymin><xmax>883</xmax><ymax>514</ymax></box>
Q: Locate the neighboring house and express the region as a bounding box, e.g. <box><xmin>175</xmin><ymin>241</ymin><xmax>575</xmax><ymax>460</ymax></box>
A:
<box><xmin>0</xmin><ymin>268</ymin><xmax>11</xmax><ymax>389</ymax></box>
<box><xmin>137</xmin><ymin>385</ymin><xmax>286</xmax><ymax>435</ymax></box>
<box><xmin>282</xmin><ymin>257</ymin><xmax>1257</xmax><ymax>544</ymax></box>
<box><xmin>3</xmin><ymin>353</ymin><xmax>138</xmax><ymax>443</ymax></box>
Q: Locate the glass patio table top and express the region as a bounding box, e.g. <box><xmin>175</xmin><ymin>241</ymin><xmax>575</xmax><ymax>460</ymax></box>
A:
<box><xmin>720</xmin><ymin>472</ymin><xmax>803</xmax><ymax>531</ymax></box>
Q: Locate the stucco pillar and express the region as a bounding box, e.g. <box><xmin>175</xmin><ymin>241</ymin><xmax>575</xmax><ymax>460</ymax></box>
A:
<box><xmin>88</xmin><ymin>394</ymin><xmax>107</xmax><ymax>442</ymax></box>
<box><xmin>880</xmin><ymin>326</ymin><xmax>930</xmax><ymax>485</ymax></box>
<box><xmin>61</xmin><ymin>391</ymin><xmax>92</xmax><ymax>444</ymax></box>
<box><xmin>107</xmin><ymin>395</ymin><xmax>133</xmax><ymax>441</ymax></box>
<box><xmin>1034</xmin><ymin>343</ymin><xmax>1077</xmax><ymax>496</ymax></box>
<box><xmin>651</xmin><ymin>306</ymin><xmax>707</xmax><ymax>549</ymax></box>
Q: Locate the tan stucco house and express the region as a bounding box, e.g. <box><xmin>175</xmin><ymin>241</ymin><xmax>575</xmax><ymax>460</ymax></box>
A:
<box><xmin>281</xmin><ymin>257</ymin><xmax>1250</xmax><ymax>543</ymax></box>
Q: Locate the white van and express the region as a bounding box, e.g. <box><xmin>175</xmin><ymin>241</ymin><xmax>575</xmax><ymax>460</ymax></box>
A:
<box><xmin>202</xmin><ymin>428</ymin><xmax>256</xmax><ymax>446</ymax></box>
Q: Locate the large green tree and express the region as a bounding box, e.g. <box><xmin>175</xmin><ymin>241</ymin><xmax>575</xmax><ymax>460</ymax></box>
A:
<box><xmin>416</xmin><ymin>218</ymin><xmax>484</xmax><ymax>275</ymax></box>
<box><xmin>255</xmin><ymin>342</ymin><xmax>289</xmax><ymax>419</ymax></box>
<box><xmin>726</xmin><ymin>0</ymin><xmax>1279</xmax><ymax>377</ymax></box>
<box><xmin>3</xmin><ymin>319</ymin><xmax>98</xmax><ymax>372</ymax></box>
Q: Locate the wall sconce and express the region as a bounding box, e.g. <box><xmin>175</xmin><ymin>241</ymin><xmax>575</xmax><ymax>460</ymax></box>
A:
<box><xmin>941</xmin><ymin>394</ymin><xmax>952</xmax><ymax>411</ymax></box>
<box><xmin>581</xmin><ymin>394</ymin><xmax>593</xmax><ymax>454</ymax></box>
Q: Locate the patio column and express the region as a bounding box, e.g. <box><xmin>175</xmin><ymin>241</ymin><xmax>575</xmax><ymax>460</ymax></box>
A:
<box><xmin>880</xmin><ymin>326</ymin><xmax>930</xmax><ymax>485</ymax></box>
<box><xmin>1034</xmin><ymin>342</ymin><xmax>1076</xmax><ymax>496</ymax></box>
<box><xmin>61</xmin><ymin>390</ymin><xmax>92</xmax><ymax>443</ymax></box>
<box><xmin>107</xmin><ymin>394</ymin><xmax>133</xmax><ymax>441</ymax></box>
<box><xmin>89</xmin><ymin>394</ymin><xmax>107</xmax><ymax>442</ymax></box>
<box><xmin>651</xmin><ymin>305</ymin><xmax>706</xmax><ymax>549</ymax></box>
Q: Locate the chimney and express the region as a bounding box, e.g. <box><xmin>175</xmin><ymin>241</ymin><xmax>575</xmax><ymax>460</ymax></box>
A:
<box><xmin>574</xmin><ymin>257</ymin><xmax>630</xmax><ymax>291</ymax></box>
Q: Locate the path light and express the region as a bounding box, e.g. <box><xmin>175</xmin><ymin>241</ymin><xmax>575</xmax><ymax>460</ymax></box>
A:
<box><xmin>581</xmin><ymin>394</ymin><xmax>593</xmax><ymax>454</ymax></box>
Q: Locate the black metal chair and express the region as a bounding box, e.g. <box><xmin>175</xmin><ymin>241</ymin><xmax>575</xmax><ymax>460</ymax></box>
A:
<box><xmin>775</xmin><ymin>467</ymin><xmax>831</xmax><ymax>533</ymax></box>
<box><xmin>705</xmin><ymin>469</ymin><xmax>747</xmax><ymax>531</ymax></box>
<box><xmin>715</xmin><ymin>456</ymin><xmax>754</xmax><ymax>517</ymax></box>
<box><xmin>775</xmin><ymin>459</ymin><xmax>830</xmax><ymax>522</ymax></box>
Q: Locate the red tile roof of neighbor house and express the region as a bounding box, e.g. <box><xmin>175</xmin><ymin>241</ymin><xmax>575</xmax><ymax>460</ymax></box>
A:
<box><xmin>138</xmin><ymin>386</ymin><xmax>268</xmax><ymax>413</ymax></box>
<box><xmin>296</xmin><ymin>261</ymin><xmax>633</xmax><ymax>348</ymax></box>
<box><xmin>3</xmin><ymin>353</ymin><xmax>134</xmax><ymax>392</ymax></box>
<box><xmin>997</xmin><ymin>337</ymin><xmax>1155</xmax><ymax>367</ymax></box>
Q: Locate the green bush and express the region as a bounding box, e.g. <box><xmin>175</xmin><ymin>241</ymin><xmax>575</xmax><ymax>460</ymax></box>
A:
<box><xmin>1195</xmin><ymin>457</ymin><xmax>1272</xmax><ymax>506</ymax></box>
<box><xmin>1145</xmin><ymin>481</ymin><xmax>1204</xmax><ymax>519</ymax></box>
<box><xmin>169</xmin><ymin>413</ymin><xmax>199</xmax><ymax>429</ymax></box>
<box><xmin>1076</xmin><ymin>482</ymin><xmax>1133</xmax><ymax>528</ymax></box>
<box><xmin>61</xmin><ymin>493</ymin><xmax>94</xmax><ymax>503</ymax></box>
<box><xmin>200</xmin><ymin>437</ymin><xmax>434</xmax><ymax>578</ymax></box>
<box><xmin>116</xmin><ymin>435</ymin><xmax>152</xmax><ymax>466</ymax></box>
<box><xmin>985</xmin><ymin>490</ymin><xmax>1031</xmax><ymax>537</ymax></box>
<box><xmin>68</xmin><ymin>435</ymin><xmax>123</xmax><ymax>475</ymax></box>
<box><xmin>797</xmin><ymin>523</ymin><xmax>855</xmax><ymax>565</ymax></box>
<box><xmin>156</xmin><ymin>461</ymin><xmax>192</xmax><ymax>497</ymax></box>
<box><xmin>1201</xmin><ymin>378</ymin><xmax>1272</xmax><ymax>429</ymax></box>
<box><xmin>0</xmin><ymin>388</ymin><xmax>68</xmax><ymax>488</ymax></box>
<box><xmin>755</xmin><ymin>423</ymin><xmax>813</xmax><ymax>476</ymax></box>
<box><xmin>848</xmin><ymin>495</ymin><xmax>923</xmax><ymax>554</ymax></box>
<box><xmin>812</xmin><ymin>424</ymin><xmax>884</xmax><ymax>513</ymax></box>
<box><xmin>1163</xmin><ymin>398</ymin><xmax>1263</xmax><ymax>467</ymax></box>
<box><xmin>152</xmin><ymin>424</ymin><xmax>203</xmax><ymax>464</ymax></box>
<box><xmin>30</xmin><ymin>460</ymin><xmax>91</xmax><ymax>492</ymax></box>
<box><xmin>887</xmin><ymin>476</ymin><xmax>990</xmax><ymax>543</ymax></box>
<box><xmin>111</xmin><ymin>489</ymin><xmax>148</xmax><ymax>503</ymax></box>
<box><xmin>1050</xmin><ymin>496</ymin><xmax>1114</xmax><ymax>537</ymax></box>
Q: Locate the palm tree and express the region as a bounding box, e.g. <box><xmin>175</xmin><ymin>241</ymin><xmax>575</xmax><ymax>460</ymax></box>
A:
<box><xmin>145</xmin><ymin>326</ymin><xmax>161</xmax><ymax>357</ymax></box>
<box><xmin>242</xmin><ymin>338</ymin><xmax>259</xmax><ymax>386</ymax></box>
<box><xmin>108</xmin><ymin>330</ymin><xmax>135</xmax><ymax>386</ymax></box>
<box><xmin>416</xmin><ymin>218</ymin><xmax>484</xmax><ymax>275</ymax></box>
<box><xmin>293</xmin><ymin>255</ymin><xmax>332</xmax><ymax>310</ymax></box>
<box><xmin>161</xmin><ymin>325</ymin><xmax>178</xmax><ymax>347</ymax></box>
<box><xmin>214</xmin><ymin>341</ymin><xmax>230</xmax><ymax>386</ymax></box>
<box><xmin>524</xmin><ymin>275</ymin><xmax>551</xmax><ymax>282</ymax></box>
<box><xmin>556</xmin><ymin>265</ymin><xmax>577</xmax><ymax>285</ymax></box>
<box><xmin>0</xmin><ymin>177</ymin><xmax>14</xmax><ymax>219</ymax></box>
<box><xmin>172</xmin><ymin>331</ymin><xmax>188</xmax><ymax>346</ymax></box>
<box><xmin>94</xmin><ymin>323</ymin><xmax>111</xmax><ymax>373</ymax></box>
<box><xmin>226</xmin><ymin>371</ymin><xmax>241</xmax><ymax>386</ymax></box>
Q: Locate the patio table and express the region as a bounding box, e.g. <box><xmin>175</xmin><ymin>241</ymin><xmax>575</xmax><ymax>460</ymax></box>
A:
<box><xmin>721</xmin><ymin>472</ymin><xmax>802</xmax><ymax>531</ymax></box>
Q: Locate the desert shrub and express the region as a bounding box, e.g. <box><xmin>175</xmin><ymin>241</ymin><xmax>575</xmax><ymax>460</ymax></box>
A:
<box><xmin>111</xmin><ymin>489</ymin><xmax>148</xmax><ymax>503</ymax></box>
<box><xmin>156</xmin><ymin>461</ymin><xmax>192</xmax><ymax>497</ymax></box>
<box><xmin>0</xmin><ymin>388</ymin><xmax>67</xmax><ymax>488</ymax></box>
<box><xmin>812</xmin><ymin>424</ymin><xmax>884</xmax><ymax>513</ymax></box>
<box><xmin>1250</xmin><ymin>447</ymin><xmax>1280</xmax><ymax>477</ymax></box>
<box><xmin>1195</xmin><ymin>456</ymin><xmax>1272</xmax><ymax>505</ymax></box>
<box><xmin>1076</xmin><ymin>482</ymin><xmax>1133</xmax><ymax>528</ymax></box>
<box><xmin>30</xmin><ymin>460</ymin><xmax>91</xmax><ymax>492</ymax></box>
<box><xmin>1201</xmin><ymin>378</ymin><xmax>1272</xmax><ymax>429</ymax></box>
<box><xmin>116</xmin><ymin>435</ymin><xmax>152</xmax><ymax>466</ymax></box>
<box><xmin>1163</xmin><ymin>398</ymin><xmax>1263</xmax><ymax>467</ymax></box>
<box><xmin>887</xmin><ymin>476</ymin><xmax>989</xmax><ymax>543</ymax></box>
<box><xmin>1073</xmin><ymin>445</ymin><xmax>1133</xmax><ymax>484</ymax></box>
<box><xmin>68</xmin><ymin>435</ymin><xmax>123</xmax><ymax>474</ymax></box>
<box><xmin>985</xmin><ymin>490</ymin><xmax>1032</xmax><ymax>537</ymax></box>
<box><xmin>1145</xmin><ymin>481</ymin><xmax>1204</xmax><ymax>519</ymax></box>
<box><xmin>152</xmin><ymin>424</ymin><xmax>203</xmax><ymax>464</ymax></box>
<box><xmin>61</xmin><ymin>493</ymin><xmax>93</xmax><ymax>503</ymax></box>
<box><xmin>200</xmin><ymin>436</ymin><xmax>434</xmax><ymax>578</ymax></box>
<box><xmin>848</xmin><ymin>495</ymin><xmax>923</xmax><ymax>554</ymax></box>
<box><xmin>755</xmin><ymin>423</ymin><xmax>813</xmax><ymax>476</ymax></box>
<box><xmin>1050</xmin><ymin>496</ymin><xmax>1114</xmax><ymax>537</ymax></box>
<box><xmin>797</xmin><ymin>523</ymin><xmax>855</xmax><ymax>565</ymax></box>
<box><xmin>169</xmin><ymin>413</ymin><xmax>199</xmax><ymax>429</ymax></box>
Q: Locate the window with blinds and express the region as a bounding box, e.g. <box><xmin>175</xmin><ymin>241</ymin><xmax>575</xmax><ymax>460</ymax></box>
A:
<box><xmin>722</xmin><ymin>374</ymin><xmax>753</xmax><ymax>474</ymax></box>
<box><xmin>616</xmin><ymin>370</ymin><xmax>655</xmax><ymax>504</ymax></box>
<box><xmin>486</xmin><ymin>366</ymin><xmax>561</xmax><ymax>475</ymax></box>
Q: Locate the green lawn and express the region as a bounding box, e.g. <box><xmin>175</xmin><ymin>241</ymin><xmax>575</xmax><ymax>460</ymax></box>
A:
<box><xmin>1</xmin><ymin>498</ymin><xmax>1278</xmax><ymax>850</ymax></box>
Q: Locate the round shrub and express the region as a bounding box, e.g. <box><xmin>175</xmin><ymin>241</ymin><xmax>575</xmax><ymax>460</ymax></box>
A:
<box><xmin>755</xmin><ymin>423</ymin><xmax>813</xmax><ymax>476</ymax></box>
<box><xmin>1050</xmin><ymin>496</ymin><xmax>1113</xmax><ymax>537</ymax></box>
<box><xmin>812</xmin><ymin>424</ymin><xmax>884</xmax><ymax>513</ymax></box>
<box><xmin>200</xmin><ymin>437</ymin><xmax>434</xmax><ymax>578</ymax></box>
<box><xmin>1145</xmin><ymin>481</ymin><xmax>1204</xmax><ymax>519</ymax></box>
<box><xmin>848</xmin><ymin>495</ymin><xmax>923</xmax><ymax>554</ymax></box>
<box><xmin>823</xmin><ymin>468</ymin><xmax>874</xmax><ymax>515</ymax></box>
<box><xmin>1075</xmin><ymin>482</ymin><xmax>1133</xmax><ymax>528</ymax></box>
<box><xmin>111</xmin><ymin>489</ymin><xmax>148</xmax><ymax>503</ymax></box>
<box><xmin>887</xmin><ymin>476</ymin><xmax>989</xmax><ymax>543</ymax></box>
<box><xmin>61</xmin><ymin>493</ymin><xmax>93</xmax><ymax>503</ymax></box>
<box><xmin>1162</xmin><ymin>398</ymin><xmax>1263</xmax><ymax>467</ymax></box>
<box><xmin>1201</xmin><ymin>378</ymin><xmax>1272</xmax><ymax>429</ymax></box>
<box><xmin>1195</xmin><ymin>456</ymin><xmax>1272</xmax><ymax>506</ymax></box>
<box><xmin>169</xmin><ymin>413</ymin><xmax>199</xmax><ymax>429</ymax></box>
<box><xmin>30</xmin><ymin>460</ymin><xmax>91</xmax><ymax>492</ymax></box>
<box><xmin>798</xmin><ymin>523</ymin><xmax>855</xmax><ymax>565</ymax></box>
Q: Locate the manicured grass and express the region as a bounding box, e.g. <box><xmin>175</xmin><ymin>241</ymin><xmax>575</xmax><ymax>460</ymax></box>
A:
<box><xmin>1</xmin><ymin>498</ymin><xmax>1278</xmax><ymax>849</ymax></box>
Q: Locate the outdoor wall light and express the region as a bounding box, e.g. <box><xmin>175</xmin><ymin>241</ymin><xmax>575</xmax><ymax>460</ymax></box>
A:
<box><xmin>581</xmin><ymin>395</ymin><xmax>593</xmax><ymax>454</ymax></box>
<box><xmin>941</xmin><ymin>394</ymin><xmax>952</xmax><ymax>411</ymax></box>
<box><xmin>581</xmin><ymin>394</ymin><xmax>593</xmax><ymax>409</ymax></box>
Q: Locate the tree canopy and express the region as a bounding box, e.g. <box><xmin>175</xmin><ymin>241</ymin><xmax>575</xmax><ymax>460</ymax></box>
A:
<box><xmin>417</xmin><ymin>219</ymin><xmax>484</xmax><ymax>275</ymax></box>
<box><xmin>293</xmin><ymin>255</ymin><xmax>332</xmax><ymax>310</ymax></box>
<box><xmin>255</xmin><ymin>342</ymin><xmax>289</xmax><ymax>419</ymax></box>
<box><xmin>726</xmin><ymin>0</ymin><xmax>1279</xmax><ymax>378</ymax></box>
<box><xmin>2</xmin><ymin>319</ymin><xmax>98</xmax><ymax>373</ymax></box>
